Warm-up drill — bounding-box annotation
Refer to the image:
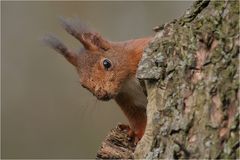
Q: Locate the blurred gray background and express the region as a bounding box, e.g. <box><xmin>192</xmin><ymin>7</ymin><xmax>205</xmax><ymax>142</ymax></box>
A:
<box><xmin>2</xmin><ymin>1</ymin><xmax>191</xmax><ymax>159</ymax></box>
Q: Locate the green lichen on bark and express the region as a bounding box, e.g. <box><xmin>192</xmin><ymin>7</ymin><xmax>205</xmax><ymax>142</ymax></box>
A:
<box><xmin>136</xmin><ymin>0</ymin><xmax>239</xmax><ymax>159</ymax></box>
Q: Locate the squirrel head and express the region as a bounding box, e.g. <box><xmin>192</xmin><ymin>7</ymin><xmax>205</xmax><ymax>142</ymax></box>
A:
<box><xmin>43</xmin><ymin>18</ymin><xmax>150</xmax><ymax>101</ymax></box>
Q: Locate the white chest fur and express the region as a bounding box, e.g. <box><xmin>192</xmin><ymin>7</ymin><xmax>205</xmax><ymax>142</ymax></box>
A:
<box><xmin>119</xmin><ymin>78</ymin><xmax>147</xmax><ymax>108</ymax></box>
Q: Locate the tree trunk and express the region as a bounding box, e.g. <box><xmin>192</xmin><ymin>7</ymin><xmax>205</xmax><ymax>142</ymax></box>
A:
<box><xmin>97</xmin><ymin>0</ymin><xmax>239</xmax><ymax>159</ymax></box>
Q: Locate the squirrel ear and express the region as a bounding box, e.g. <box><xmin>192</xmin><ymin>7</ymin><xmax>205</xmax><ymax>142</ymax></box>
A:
<box><xmin>42</xmin><ymin>34</ymin><xmax>78</xmax><ymax>67</ymax></box>
<box><xmin>81</xmin><ymin>32</ymin><xmax>111</xmax><ymax>51</ymax></box>
<box><xmin>60</xmin><ymin>17</ymin><xmax>111</xmax><ymax>51</ymax></box>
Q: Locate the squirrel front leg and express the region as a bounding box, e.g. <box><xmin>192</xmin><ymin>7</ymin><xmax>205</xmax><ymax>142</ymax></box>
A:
<box><xmin>116</xmin><ymin>98</ymin><xmax>147</xmax><ymax>142</ymax></box>
<box><xmin>115</xmin><ymin>78</ymin><xmax>148</xmax><ymax>142</ymax></box>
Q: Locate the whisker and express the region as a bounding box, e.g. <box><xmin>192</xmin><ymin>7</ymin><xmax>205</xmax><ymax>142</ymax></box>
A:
<box><xmin>88</xmin><ymin>97</ymin><xmax>98</xmax><ymax>116</ymax></box>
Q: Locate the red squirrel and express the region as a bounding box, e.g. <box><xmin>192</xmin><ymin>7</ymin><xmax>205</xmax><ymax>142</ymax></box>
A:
<box><xmin>43</xmin><ymin>18</ymin><xmax>152</xmax><ymax>142</ymax></box>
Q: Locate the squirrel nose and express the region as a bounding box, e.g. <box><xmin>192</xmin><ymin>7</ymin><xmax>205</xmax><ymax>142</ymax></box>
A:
<box><xmin>95</xmin><ymin>89</ymin><xmax>111</xmax><ymax>101</ymax></box>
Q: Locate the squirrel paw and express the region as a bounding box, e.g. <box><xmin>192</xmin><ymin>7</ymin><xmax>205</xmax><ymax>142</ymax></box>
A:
<box><xmin>117</xmin><ymin>123</ymin><xmax>141</xmax><ymax>145</ymax></box>
<box><xmin>117</xmin><ymin>123</ymin><xmax>131</xmax><ymax>132</ymax></box>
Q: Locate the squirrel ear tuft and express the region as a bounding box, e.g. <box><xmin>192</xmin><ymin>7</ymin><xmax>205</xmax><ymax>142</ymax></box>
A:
<box><xmin>42</xmin><ymin>34</ymin><xmax>78</xmax><ymax>66</ymax></box>
<box><xmin>81</xmin><ymin>32</ymin><xmax>111</xmax><ymax>51</ymax></box>
<box><xmin>59</xmin><ymin>17</ymin><xmax>111</xmax><ymax>51</ymax></box>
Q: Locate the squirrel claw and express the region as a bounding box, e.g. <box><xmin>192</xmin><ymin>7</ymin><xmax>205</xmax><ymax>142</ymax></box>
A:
<box><xmin>127</xmin><ymin>134</ymin><xmax>140</xmax><ymax>145</ymax></box>
<box><xmin>117</xmin><ymin>123</ymin><xmax>141</xmax><ymax>145</ymax></box>
<box><xmin>117</xmin><ymin>123</ymin><xmax>131</xmax><ymax>132</ymax></box>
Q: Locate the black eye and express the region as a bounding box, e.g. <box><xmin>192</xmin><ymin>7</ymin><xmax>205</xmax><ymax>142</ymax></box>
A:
<box><xmin>102</xmin><ymin>58</ymin><xmax>112</xmax><ymax>70</ymax></box>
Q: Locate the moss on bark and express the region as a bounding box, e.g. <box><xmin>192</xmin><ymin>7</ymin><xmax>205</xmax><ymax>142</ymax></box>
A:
<box><xmin>136</xmin><ymin>0</ymin><xmax>239</xmax><ymax>159</ymax></box>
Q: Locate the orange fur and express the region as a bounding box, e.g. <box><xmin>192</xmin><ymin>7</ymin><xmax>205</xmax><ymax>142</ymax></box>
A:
<box><xmin>44</xmin><ymin>18</ymin><xmax>153</xmax><ymax>141</ymax></box>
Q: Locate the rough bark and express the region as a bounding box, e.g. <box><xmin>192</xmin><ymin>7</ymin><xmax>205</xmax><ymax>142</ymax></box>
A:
<box><xmin>97</xmin><ymin>0</ymin><xmax>239</xmax><ymax>159</ymax></box>
<box><xmin>96</xmin><ymin>125</ymin><xmax>135</xmax><ymax>159</ymax></box>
